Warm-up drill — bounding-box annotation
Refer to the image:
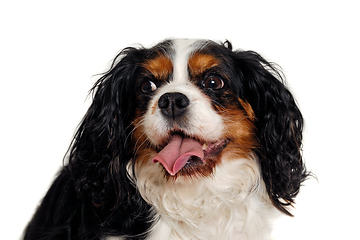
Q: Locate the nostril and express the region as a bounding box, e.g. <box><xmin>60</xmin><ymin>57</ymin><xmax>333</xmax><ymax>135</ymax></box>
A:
<box><xmin>158</xmin><ymin>92</ymin><xmax>189</xmax><ymax>119</ymax></box>
<box><xmin>158</xmin><ymin>95</ymin><xmax>169</xmax><ymax>109</ymax></box>
<box><xmin>175</xmin><ymin>94</ymin><xmax>190</xmax><ymax>109</ymax></box>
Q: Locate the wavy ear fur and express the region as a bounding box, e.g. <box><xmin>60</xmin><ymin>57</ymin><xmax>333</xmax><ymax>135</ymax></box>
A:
<box><xmin>23</xmin><ymin>47</ymin><xmax>153</xmax><ymax>240</ymax></box>
<box><xmin>228</xmin><ymin>46</ymin><xmax>308</xmax><ymax>216</ymax></box>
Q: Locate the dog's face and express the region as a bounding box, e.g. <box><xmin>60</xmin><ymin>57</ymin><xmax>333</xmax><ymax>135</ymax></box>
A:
<box><xmin>76</xmin><ymin>39</ymin><xmax>306</xmax><ymax>216</ymax></box>
<box><xmin>132</xmin><ymin>39</ymin><xmax>256</xmax><ymax>179</ymax></box>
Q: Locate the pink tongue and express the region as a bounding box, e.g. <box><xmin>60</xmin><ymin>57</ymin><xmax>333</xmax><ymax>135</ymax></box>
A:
<box><xmin>152</xmin><ymin>134</ymin><xmax>204</xmax><ymax>175</ymax></box>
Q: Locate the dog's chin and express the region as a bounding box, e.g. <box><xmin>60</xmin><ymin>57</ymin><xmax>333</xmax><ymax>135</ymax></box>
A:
<box><xmin>152</xmin><ymin>130</ymin><xmax>230</xmax><ymax>178</ymax></box>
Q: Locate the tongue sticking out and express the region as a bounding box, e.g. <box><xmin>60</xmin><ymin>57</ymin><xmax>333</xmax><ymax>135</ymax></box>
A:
<box><xmin>152</xmin><ymin>134</ymin><xmax>204</xmax><ymax>176</ymax></box>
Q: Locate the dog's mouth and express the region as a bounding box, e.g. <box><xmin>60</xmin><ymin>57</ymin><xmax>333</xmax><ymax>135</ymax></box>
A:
<box><xmin>152</xmin><ymin>131</ymin><xmax>229</xmax><ymax>176</ymax></box>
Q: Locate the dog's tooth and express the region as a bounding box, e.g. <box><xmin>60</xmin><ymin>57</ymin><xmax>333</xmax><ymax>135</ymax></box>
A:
<box><xmin>202</xmin><ymin>143</ymin><xmax>208</xmax><ymax>150</ymax></box>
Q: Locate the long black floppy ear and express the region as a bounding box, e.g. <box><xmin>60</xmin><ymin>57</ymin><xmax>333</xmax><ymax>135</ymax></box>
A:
<box><xmin>231</xmin><ymin>49</ymin><xmax>308</xmax><ymax>216</ymax></box>
<box><xmin>23</xmin><ymin>47</ymin><xmax>153</xmax><ymax>240</ymax></box>
<box><xmin>67</xmin><ymin>47</ymin><xmax>145</xmax><ymax>207</ymax></box>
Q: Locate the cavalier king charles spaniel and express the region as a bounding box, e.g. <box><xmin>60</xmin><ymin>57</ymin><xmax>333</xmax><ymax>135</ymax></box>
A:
<box><xmin>24</xmin><ymin>39</ymin><xmax>308</xmax><ymax>240</ymax></box>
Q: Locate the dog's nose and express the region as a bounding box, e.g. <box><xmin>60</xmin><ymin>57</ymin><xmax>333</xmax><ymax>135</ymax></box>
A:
<box><xmin>158</xmin><ymin>92</ymin><xmax>190</xmax><ymax>119</ymax></box>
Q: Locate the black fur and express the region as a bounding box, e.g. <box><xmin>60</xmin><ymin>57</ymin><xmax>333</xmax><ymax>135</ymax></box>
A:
<box><xmin>24</xmin><ymin>47</ymin><xmax>154</xmax><ymax>240</ymax></box>
<box><xmin>23</xmin><ymin>39</ymin><xmax>308</xmax><ymax>240</ymax></box>
<box><xmin>230</xmin><ymin>47</ymin><xmax>308</xmax><ymax>216</ymax></box>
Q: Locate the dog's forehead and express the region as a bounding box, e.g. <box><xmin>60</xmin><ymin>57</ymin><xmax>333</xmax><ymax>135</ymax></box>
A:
<box><xmin>144</xmin><ymin>39</ymin><xmax>219</xmax><ymax>83</ymax></box>
<box><xmin>171</xmin><ymin>38</ymin><xmax>211</xmax><ymax>55</ymax></box>
<box><xmin>172</xmin><ymin>39</ymin><xmax>212</xmax><ymax>83</ymax></box>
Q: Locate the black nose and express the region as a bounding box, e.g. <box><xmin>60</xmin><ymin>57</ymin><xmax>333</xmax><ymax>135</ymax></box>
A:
<box><xmin>158</xmin><ymin>92</ymin><xmax>190</xmax><ymax>119</ymax></box>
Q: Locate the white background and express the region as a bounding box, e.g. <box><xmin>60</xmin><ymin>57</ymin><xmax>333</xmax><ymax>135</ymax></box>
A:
<box><xmin>1</xmin><ymin>1</ymin><xmax>359</xmax><ymax>239</ymax></box>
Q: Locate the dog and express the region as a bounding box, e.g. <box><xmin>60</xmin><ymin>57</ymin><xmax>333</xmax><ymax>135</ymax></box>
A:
<box><xmin>23</xmin><ymin>39</ymin><xmax>308</xmax><ymax>240</ymax></box>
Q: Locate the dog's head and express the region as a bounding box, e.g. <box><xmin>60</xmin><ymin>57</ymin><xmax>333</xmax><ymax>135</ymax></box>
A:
<box><xmin>68</xmin><ymin>39</ymin><xmax>307</xmax><ymax>216</ymax></box>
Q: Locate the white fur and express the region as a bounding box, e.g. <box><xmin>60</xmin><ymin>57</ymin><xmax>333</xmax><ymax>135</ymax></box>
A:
<box><xmin>136</xmin><ymin>155</ymin><xmax>278</xmax><ymax>240</ymax></box>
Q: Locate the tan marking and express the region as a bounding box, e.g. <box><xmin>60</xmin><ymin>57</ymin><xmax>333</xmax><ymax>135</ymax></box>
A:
<box><xmin>142</xmin><ymin>54</ymin><xmax>173</xmax><ymax>79</ymax></box>
<box><xmin>188</xmin><ymin>53</ymin><xmax>219</xmax><ymax>76</ymax></box>
<box><xmin>238</xmin><ymin>99</ymin><xmax>256</xmax><ymax>122</ymax></box>
<box><xmin>215</xmin><ymin>101</ymin><xmax>257</xmax><ymax>162</ymax></box>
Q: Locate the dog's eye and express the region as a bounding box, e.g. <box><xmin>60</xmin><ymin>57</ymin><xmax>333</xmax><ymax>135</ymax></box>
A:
<box><xmin>140</xmin><ymin>80</ymin><xmax>157</xmax><ymax>93</ymax></box>
<box><xmin>203</xmin><ymin>75</ymin><xmax>224</xmax><ymax>90</ymax></box>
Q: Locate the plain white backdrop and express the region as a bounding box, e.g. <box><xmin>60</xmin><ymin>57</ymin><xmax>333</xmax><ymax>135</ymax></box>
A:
<box><xmin>1</xmin><ymin>1</ymin><xmax>359</xmax><ymax>239</ymax></box>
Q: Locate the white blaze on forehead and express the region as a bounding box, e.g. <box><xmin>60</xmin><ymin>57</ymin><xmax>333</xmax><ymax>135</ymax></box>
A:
<box><xmin>171</xmin><ymin>39</ymin><xmax>208</xmax><ymax>84</ymax></box>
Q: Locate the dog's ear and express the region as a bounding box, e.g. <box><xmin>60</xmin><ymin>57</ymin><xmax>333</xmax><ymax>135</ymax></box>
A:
<box><xmin>67</xmin><ymin>47</ymin><xmax>147</xmax><ymax>206</ymax></box>
<box><xmin>24</xmin><ymin>47</ymin><xmax>154</xmax><ymax>239</ymax></box>
<box><xmin>231</xmin><ymin>50</ymin><xmax>308</xmax><ymax>216</ymax></box>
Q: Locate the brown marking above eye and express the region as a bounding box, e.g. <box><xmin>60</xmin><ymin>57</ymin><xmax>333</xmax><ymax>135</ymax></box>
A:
<box><xmin>142</xmin><ymin>53</ymin><xmax>173</xmax><ymax>80</ymax></box>
<box><xmin>188</xmin><ymin>53</ymin><xmax>219</xmax><ymax>77</ymax></box>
